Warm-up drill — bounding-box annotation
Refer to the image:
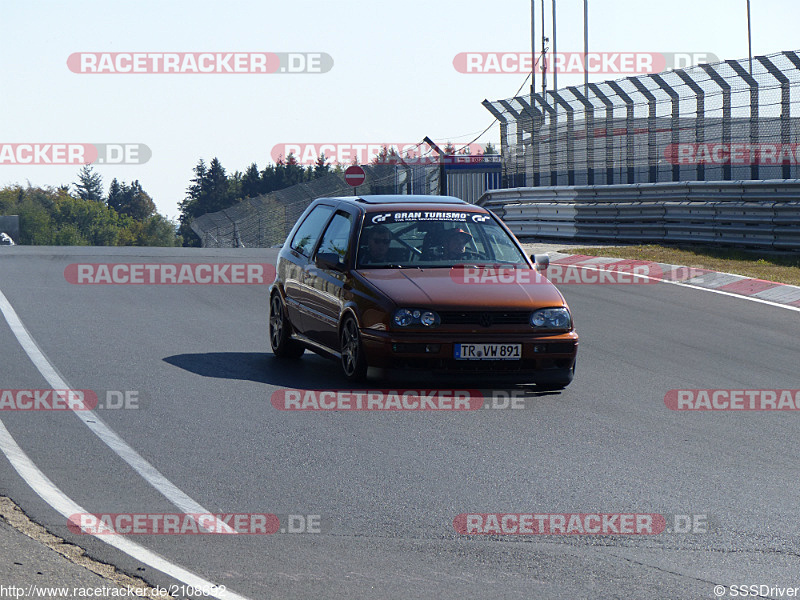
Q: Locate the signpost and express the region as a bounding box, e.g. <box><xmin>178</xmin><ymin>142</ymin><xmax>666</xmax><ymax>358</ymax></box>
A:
<box><xmin>344</xmin><ymin>165</ymin><xmax>366</xmax><ymax>195</ymax></box>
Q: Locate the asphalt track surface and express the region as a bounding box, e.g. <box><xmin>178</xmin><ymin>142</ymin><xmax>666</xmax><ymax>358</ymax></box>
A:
<box><xmin>0</xmin><ymin>246</ymin><xmax>799</xmax><ymax>600</ymax></box>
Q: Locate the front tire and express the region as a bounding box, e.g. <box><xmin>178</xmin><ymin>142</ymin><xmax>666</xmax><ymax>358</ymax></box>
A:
<box><xmin>340</xmin><ymin>316</ymin><xmax>368</xmax><ymax>382</ymax></box>
<box><xmin>269</xmin><ymin>293</ymin><xmax>304</xmax><ymax>359</ymax></box>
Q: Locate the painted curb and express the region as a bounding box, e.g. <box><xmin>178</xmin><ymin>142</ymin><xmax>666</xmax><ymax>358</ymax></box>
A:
<box><xmin>547</xmin><ymin>252</ymin><xmax>800</xmax><ymax>308</ymax></box>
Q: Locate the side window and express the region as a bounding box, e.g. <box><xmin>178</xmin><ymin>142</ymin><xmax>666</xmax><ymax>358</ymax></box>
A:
<box><xmin>290</xmin><ymin>205</ymin><xmax>334</xmax><ymax>256</ymax></box>
<box><xmin>316</xmin><ymin>212</ymin><xmax>354</xmax><ymax>265</ymax></box>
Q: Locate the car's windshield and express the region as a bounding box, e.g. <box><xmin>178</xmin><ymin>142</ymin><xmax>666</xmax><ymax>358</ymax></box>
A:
<box><xmin>356</xmin><ymin>210</ymin><xmax>528</xmax><ymax>268</ymax></box>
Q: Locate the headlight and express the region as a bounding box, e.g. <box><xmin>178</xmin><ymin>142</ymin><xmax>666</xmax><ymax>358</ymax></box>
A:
<box><xmin>394</xmin><ymin>309</ymin><xmax>414</xmax><ymax>327</ymax></box>
<box><xmin>393</xmin><ymin>308</ymin><xmax>440</xmax><ymax>328</ymax></box>
<box><xmin>420</xmin><ymin>311</ymin><xmax>438</xmax><ymax>327</ymax></box>
<box><xmin>530</xmin><ymin>307</ymin><xmax>571</xmax><ymax>330</ymax></box>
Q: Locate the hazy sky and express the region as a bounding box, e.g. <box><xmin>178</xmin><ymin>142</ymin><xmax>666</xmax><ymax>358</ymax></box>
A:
<box><xmin>1</xmin><ymin>0</ymin><xmax>798</xmax><ymax>219</ymax></box>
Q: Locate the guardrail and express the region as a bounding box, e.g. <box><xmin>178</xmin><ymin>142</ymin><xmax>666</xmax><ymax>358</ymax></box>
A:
<box><xmin>478</xmin><ymin>180</ymin><xmax>800</xmax><ymax>250</ymax></box>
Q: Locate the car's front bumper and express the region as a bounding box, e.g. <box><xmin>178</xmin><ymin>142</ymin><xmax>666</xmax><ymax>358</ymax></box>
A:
<box><xmin>360</xmin><ymin>329</ymin><xmax>578</xmax><ymax>374</ymax></box>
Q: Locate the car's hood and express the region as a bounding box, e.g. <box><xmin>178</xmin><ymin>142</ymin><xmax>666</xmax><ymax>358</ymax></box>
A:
<box><xmin>356</xmin><ymin>267</ymin><xmax>566</xmax><ymax>309</ymax></box>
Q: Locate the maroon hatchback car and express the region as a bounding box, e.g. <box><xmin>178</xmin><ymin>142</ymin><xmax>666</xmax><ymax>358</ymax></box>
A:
<box><xmin>269</xmin><ymin>195</ymin><xmax>578</xmax><ymax>388</ymax></box>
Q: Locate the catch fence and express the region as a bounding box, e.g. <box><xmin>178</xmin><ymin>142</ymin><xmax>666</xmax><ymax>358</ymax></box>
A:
<box><xmin>191</xmin><ymin>163</ymin><xmax>439</xmax><ymax>248</ymax></box>
<box><xmin>483</xmin><ymin>50</ymin><xmax>800</xmax><ymax>187</ymax></box>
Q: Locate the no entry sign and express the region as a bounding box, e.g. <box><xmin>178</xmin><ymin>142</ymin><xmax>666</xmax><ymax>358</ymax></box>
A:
<box><xmin>344</xmin><ymin>165</ymin><xmax>366</xmax><ymax>187</ymax></box>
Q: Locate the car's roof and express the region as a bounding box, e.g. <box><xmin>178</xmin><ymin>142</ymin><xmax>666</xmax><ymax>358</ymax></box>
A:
<box><xmin>320</xmin><ymin>194</ymin><xmax>470</xmax><ymax>206</ymax></box>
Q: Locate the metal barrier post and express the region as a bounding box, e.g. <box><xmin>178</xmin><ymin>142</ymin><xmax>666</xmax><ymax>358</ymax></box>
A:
<box><xmin>607</xmin><ymin>81</ymin><xmax>635</xmax><ymax>184</ymax></box>
<box><xmin>517</xmin><ymin>96</ymin><xmax>543</xmax><ymax>187</ymax></box>
<box><xmin>727</xmin><ymin>60</ymin><xmax>761</xmax><ymax>181</ymax></box>
<box><xmin>567</xmin><ymin>86</ymin><xmax>595</xmax><ymax>185</ymax></box>
<box><xmin>700</xmin><ymin>63</ymin><xmax>732</xmax><ymax>181</ymax></box>
<box><xmin>547</xmin><ymin>90</ymin><xmax>575</xmax><ymax>185</ymax></box>
<box><xmin>629</xmin><ymin>77</ymin><xmax>658</xmax><ymax>183</ymax></box>
<box><xmin>535</xmin><ymin>92</ymin><xmax>558</xmax><ymax>186</ymax></box>
<box><xmin>588</xmin><ymin>83</ymin><xmax>615</xmax><ymax>185</ymax></box>
<box><xmin>676</xmin><ymin>70</ymin><xmax>706</xmax><ymax>181</ymax></box>
<box><xmin>652</xmin><ymin>74</ymin><xmax>681</xmax><ymax>182</ymax></box>
<box><xmin>757</xmin><ymin>55</ymin><xmax>792</xmax><ymax>179</ymax></box>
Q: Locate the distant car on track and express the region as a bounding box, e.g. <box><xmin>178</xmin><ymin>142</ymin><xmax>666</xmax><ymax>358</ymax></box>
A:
<box><xmin>0</xmin><ymin>232</ymin><xmax>15</xmax><ymax>246</ymax></box>
<box><xmin>269</xmin><ymin>195</ymin><xmax>578</xmax><ymax>388</ymax></box>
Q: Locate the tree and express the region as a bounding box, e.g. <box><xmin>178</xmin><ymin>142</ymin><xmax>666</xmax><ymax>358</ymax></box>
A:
<box><xmin>107</xmin><ymin>179</ymin><xmax>156</xmax><ymax>221</ymax></box>
<box><xmin>204</xmin><ymin>157</ymin><xmax>233</xmax><ymax>213</ymax></box>
<box><xmin>186</xmin><ymin>158</ymin><xmax>208</xmax><ymax>207</ymax></box>
<box><xmin>484</xmin><ymin>142</ymin><xmax>498</xmax><ymax>155</ymax></box>
<box><xmin>177</xmin><ymin>157</ymin><xmax>236</xmax><ymax>246</ymax></box>
<box><xmin>124</xmin><ymin>181</ymin><xmax>156</xmax><ymax>221</ymax></box>
<box><xmin>242</xmin><ymin>163</ymin><xmax>262</xmax><ymax>198</ymax></box>
<box><xmin>120</xmin><ymin>214</ymin><xmax>179</xmax><ymax>247</ymax></box>
<box><xmin>54</xmin><ymin>223</ymin><xmax>89</xmax><ymax>246</ymax></box>
<box><xmin>138</xmin><ymin>215</ymin><xmax>180</xmax><ymax>246</ymax></box>
<box><xmin>73</xmin><ymin>165</ymin><xmax>104</xmax><ymax>202</ymax></box>
<box><xmin>2</xmin><ymin>182</ymin><xmax>176</xmax><ymax>247</ymax></box>
<box><xmin>282</xmin><ymin>153</ymin><xmax>306</xmax><ymax>188</ymax></box>
<box><xmin>18</xmin><ymin>200</ymin><xmax>54</xmax><ymax>245</ymax></box>
<box><xmin>314</xmin><ymin>154</ymin><xmax>331</xmax><ymax>177</ymax></box>
<box><xmin>372</xmin><ymin>146</ymin><xmax>402</xmax><ymax>165</ymax></box>
<box><xmin>52</xmin><ymin>190</ymin><xmax>121</xmax><ymax>245</ymax></box>
<box><xmin>107</xmin><ymin>178</ymin><xmax>123</xmax><ymax>207</ymax></box>
<box><xmin>177</xmin><ymin>160</ymin><xmax>208</xmax><ymax>247</ymax></box>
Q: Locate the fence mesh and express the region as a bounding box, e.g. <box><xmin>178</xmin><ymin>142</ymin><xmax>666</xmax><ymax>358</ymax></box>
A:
<box><xmin>484</xmin><ymin>50</ymin><xmax>800</xmax><ymax>187</ymax></box>
<box><xmin>191</xmin><ymin>163</ymin><xmax>439</xmax><ymax>248</ymax></box>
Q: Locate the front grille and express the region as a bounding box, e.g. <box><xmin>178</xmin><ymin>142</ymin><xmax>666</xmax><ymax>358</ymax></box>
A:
<box><xmin>439</xmin><ymin>311</ymin><xmax>531</xmax><ymax>326</ymax></box>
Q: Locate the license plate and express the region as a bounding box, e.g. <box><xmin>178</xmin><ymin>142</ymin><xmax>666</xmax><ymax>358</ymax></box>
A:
<box><xmin>454</xmin><ymin>343</ymin><xmax>521</xmax><ymax>360</ymax></box>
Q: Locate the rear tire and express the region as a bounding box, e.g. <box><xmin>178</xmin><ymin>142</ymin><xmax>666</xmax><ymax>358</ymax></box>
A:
<box><xmin>340</xmin><ymin>316</ymin><xmax>368</xmax><ymax>382</ymax></box>
<box><xmin>269</xmin><ymin>294</ymin><xmax>304</xmax><ymax>359</ymax></box>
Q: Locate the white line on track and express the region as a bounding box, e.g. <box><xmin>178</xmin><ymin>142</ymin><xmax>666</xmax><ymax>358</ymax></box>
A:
<box><xmin>0</xmin><ymin>286</ymin><xmax>251</xmax><ymax>600</ymax></box>
<box><xmin>0</xmin><ymin>419</ymin><xmax>249</xmax><ymax>600</ymax></box>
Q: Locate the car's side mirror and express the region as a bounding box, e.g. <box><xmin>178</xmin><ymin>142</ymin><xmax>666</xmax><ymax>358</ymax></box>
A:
<box><xmin>532</xmin><ymin>254</ymin><xmax>549</xmax><ymax>272</ymax></box>
<box><xmin>315</xmin><ymin>252</ymin><xmax>346</xmax><ymax>271</ymax></box>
